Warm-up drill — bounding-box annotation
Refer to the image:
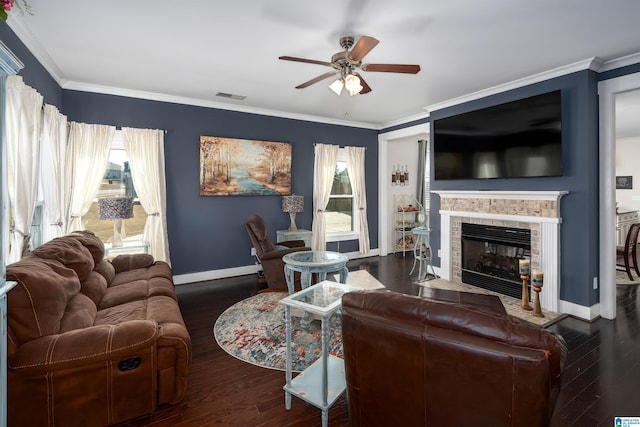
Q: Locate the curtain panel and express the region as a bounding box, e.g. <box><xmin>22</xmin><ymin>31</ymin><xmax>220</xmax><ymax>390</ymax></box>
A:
<box><xmin>311</xmin><ymin>143</ymin><xmax>339</xmax><ymax>251</ymax></box>
<box><xmin>40</xmin><ymin>105</ymin><xmax>68</xmax><ymax>242</ymax></box>
<box><xmin>65</xmin><ymin>122</ymin><xmax>114</xmax><ymax>232</ymax></box>
<box><xmin>345</xmin><ymin>146</ymin><xmax>370</xmax><ymax>254</ymax></box>
<box><xmin>122</xmin><ymin>127</ymin><xmax>171</xmax><ymax>264</ymax></box>
<box><xmin>6</xmin><ymin>76</ymin><xmax>43</xmax><ymax>263</ymax></box>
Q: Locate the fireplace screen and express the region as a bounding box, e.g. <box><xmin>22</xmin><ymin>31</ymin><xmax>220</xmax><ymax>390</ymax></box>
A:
<box><xmin>461</xmin><ymin>223</ymin><xmax>531</xmax><ymax>299</ymax></box>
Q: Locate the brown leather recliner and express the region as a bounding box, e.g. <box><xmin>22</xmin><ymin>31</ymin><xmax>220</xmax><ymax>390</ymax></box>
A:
<box><xmin>245</xmin><ymin>214</ymin><xmax>311</xmax><ymax>290</ymax></box>
<box><xmin>342</xmin><ymin>288</ymin><xmax>567</xmax><ymax>427</ymax></box>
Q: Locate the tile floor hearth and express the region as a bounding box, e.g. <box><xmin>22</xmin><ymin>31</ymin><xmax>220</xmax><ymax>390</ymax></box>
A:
<box><xmin>418</xmin><ymin>277</ymin><xmax>564</xmax><ymax>327</ymax></box>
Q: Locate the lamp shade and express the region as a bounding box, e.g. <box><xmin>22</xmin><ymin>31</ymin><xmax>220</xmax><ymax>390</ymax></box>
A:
<box><xmin>282</xmin><ymin>195</ymin><xmax>304</xmax><ymax>213</ymax></box>
<box><xmin>329</xmin><ymin>78</ymin><xmax>344</xmax><ymax>96</ymax></box>
<box><xmin>99</xmin><ymin>197</ymin><xmax>134</xmax><ymax>220</ymax></box>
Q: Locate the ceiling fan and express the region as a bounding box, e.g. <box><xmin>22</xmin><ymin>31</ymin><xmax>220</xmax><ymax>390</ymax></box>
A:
<box><xmin>279</xmin><ymin>35</ymin><xmax>420</xmax><ymax>96</ymax></box>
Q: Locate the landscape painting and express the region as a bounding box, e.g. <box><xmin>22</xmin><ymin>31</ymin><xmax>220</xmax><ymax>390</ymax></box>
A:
<box><xmin>199</xmin><ymin>136</ymin><xmax>292</xmax><ymax>196</ymax></box>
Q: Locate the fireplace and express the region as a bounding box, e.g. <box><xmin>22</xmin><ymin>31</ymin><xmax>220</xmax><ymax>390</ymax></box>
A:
<box><xmin>433</xmin><ymin>190</ymin><xmax>568</xmax><ymax>313</ymax></box>
<box><xmin>461</xmin><ymin>223</ymin><xmax>531</xmax><ymax>299</ymax></box>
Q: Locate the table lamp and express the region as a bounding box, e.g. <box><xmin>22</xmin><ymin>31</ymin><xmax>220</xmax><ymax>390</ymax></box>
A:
<box><xmin>99</xmin><ymin>197</ymin><xmax>134</xmax><ymax>247</ymax></box>
<box><xmin>282</xmin><ymin>195</ymin><xmax>304</xmax><ymax>231</ymax></box>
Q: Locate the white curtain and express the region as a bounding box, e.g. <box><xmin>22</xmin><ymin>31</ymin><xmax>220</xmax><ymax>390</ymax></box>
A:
<box><xmin>311</xmin><ymin>143</ymin><xmax>339</xmax><ymax>251</ymax></box>
<box><xmin>65</xmin><ymin>122</ymin><xmax>115</xmax><ymax>232</ymax></box>
<box><xmin>5</xmin><ymin>76</ymin><xmax>43</xmax><ymax>263</ymax></box>
<box><xmin>40</xmin><ymin>104</ymin><xmax>68</xmax><ymax>242</ymax></box>
<box><xmin>122</xmin><ymin>127</ymin><xmax>171</xmax><ymax>264</ymax></box>
<box><xmin>345</xmin><ymin>146</ymin><xmax>370</xmax><ymax>253</ymax></box>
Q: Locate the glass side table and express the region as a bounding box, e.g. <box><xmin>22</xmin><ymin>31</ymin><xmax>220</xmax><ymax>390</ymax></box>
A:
<box><xmin>282</xmin><ymin>250</ymin><xmax>349</xmax><ymax>295</ymax></box>
<box><xmin>104</xmin><ymin>240</ymin><xmax>150</xmax><ymax>257</ymax></box>
<box><xmin>279</xmin><ymin>280</ymin><xmax>358</xmax><ymax>427</ymax></box>
<box><xmin>410</xmin><ymin>227</ymin><xmax>436</xmax><ymax>281</ymax></box>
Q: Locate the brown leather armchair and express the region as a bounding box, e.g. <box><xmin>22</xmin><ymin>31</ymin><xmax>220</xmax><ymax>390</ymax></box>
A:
<box><xmin>342</xmin><ymin>288</ymin><xmax>567</xmax><ymax>427</ymax></box>
<box><xmin>245</xmin><ymin>214</ymin><xmax>311</xmax><ymax>290</ymax></box>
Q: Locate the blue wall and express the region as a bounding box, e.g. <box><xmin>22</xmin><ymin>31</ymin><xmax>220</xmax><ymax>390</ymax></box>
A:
<box><xmin>429</xmin><ymin>70</ymin><xmax>600</xmax><ymax>307</ymax></box>
<box><xmin>61</xmin><ymin>91</ymin><xmax>379</xmax><ymax>275</ymax></box>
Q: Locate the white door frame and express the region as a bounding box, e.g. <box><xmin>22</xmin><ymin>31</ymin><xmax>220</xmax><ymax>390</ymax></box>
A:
<box><xmin>378</xmin><ymin>123</ymin><xmax>430</xmax><ymax>255</ymax></box>
<box><xmin>598</xmin><ymin>71</ymin><xmax>640</xmax><ymax>319</ymax></box>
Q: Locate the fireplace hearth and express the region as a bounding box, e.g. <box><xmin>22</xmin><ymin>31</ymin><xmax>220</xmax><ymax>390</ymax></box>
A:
<box><xmin>461</xmin><ymin>223</ymin><xmax>531</xmax><ymax>299</ymax></box>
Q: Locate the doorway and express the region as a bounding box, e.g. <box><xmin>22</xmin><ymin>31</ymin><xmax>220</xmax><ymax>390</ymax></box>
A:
<box><xmin>377</xmin><ymin>123</ymin><xmax>429</xmax><ymax>256</ymax></box>
<box><xmin>598</xmin><ymin>72</ymin><xmax>640</xmax><ymax>319</ymax></box>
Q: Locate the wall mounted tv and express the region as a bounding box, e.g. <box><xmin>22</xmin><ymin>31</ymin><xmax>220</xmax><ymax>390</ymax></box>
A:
<box><xmin>433</xmin><ymin>90</ymin><xmax>562</xmax><ymax>180</ymax></box>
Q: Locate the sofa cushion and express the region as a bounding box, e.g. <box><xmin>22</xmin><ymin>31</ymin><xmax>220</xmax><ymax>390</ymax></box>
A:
<box><xmin>59</xmin><ymin>293</ymin><xmax>98</xmax><ymax>333</ymax></box>
<box><xmin>66</xmin><ymin>230</ymin><xmax>105</xmax><ymax>264</ymax></box>
<box><xmin>93</xmin><ymin>259</ymin><xmax>116</xmax><ymax>284</ymax></box>
<box><xmin>110</xmin><ymin>254</ymin><xmax>155</xmax><ymax>274</ymax></box>
<box><xmin>95</xmin><ymin>296</ymin><xmax>186</xmax><ymax>332</ymax></box>
<box><xmin>7</xmin><ymin>258</ymin><xmax>82</xmax><ymax>345</ymax></box>
<box><xmin>30</xmin><ymin>236</ymin><xmax>95</xmax><ymax>281</ymax></box>
<box><xmin>99</xmin><ymin>262</ymin><xmax>176</xmax><ymax>309</ymax></box>
<box><xmin>79</xmin><ymin>270</ymin><xmax>108</xmax><ymax>306</ymax></box>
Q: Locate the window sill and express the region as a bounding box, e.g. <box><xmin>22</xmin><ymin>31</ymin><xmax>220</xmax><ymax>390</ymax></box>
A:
<box><xmin>326</xmin><ymin>231</ymin><xmax>358</xmax><ymax>242</ymax></box>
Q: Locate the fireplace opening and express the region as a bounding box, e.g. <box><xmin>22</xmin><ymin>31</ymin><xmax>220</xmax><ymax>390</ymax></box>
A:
<box><xmin>461</xmin><ymin>223</ymin><xmax>531</xmax><ymax>299</ymax></box>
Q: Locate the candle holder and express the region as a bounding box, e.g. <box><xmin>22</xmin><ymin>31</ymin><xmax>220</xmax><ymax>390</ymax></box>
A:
<box><xmin>518</xmin><ymin>259</ymin><xmax>532</xmax><ymax>311</ymax></box>
<box><xmin>520</xmin><ymin>274</ymin><xmax>533</xmax><ymax>311</ymax></box>
<box><xmin>532</xmin><ymin>271</ymin><xmax>545</xmax><ymax>318</ymax></box>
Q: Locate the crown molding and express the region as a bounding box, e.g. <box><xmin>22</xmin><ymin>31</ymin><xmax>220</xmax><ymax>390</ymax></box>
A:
<box><xmin>425</xmin><ymin>58</ymin><xmax>601</xmax><ymax>113</ymax></box>
<box><xmin>7</xmin><ymin>15</ymin><xmax>66</xmax><ymax>86</ymax></box>
<box><xmin>379</xmin><ymin>110</ymin><xmax>430</xmax><ymax>130</ymax></box>
<box><xmin>597</xmin><ymin>51</ymin><xmax>640</xmax><ymax>72</ymax></box>
<box><xmin>63</xmin><ymin>81</ymin><xmax>379</xmax><ymax>130</ymax></box>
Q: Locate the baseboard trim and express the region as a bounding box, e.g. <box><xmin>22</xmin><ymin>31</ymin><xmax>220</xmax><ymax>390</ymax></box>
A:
<box><xmin>173</xmin><ymin>249</ymin><xmax>381</xmax><ymax>285</ymax></box>
<box><xmin>558</xmin><ymin>300</ymin><xmax>600</xmax><ymax>321</ymax></box>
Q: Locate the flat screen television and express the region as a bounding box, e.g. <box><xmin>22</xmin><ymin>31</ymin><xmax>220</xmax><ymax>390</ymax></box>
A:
<box><xmin>433</xmin><ymin>90</ymin><xmax>562</xmax><ymax>180</ymax></box>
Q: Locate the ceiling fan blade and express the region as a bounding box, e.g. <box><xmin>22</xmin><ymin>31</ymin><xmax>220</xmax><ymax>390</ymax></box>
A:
<box><xmin>279</xmin><ymin>55</ymin><xmax>333</xmax><ymax>67</ymax></box>
<box><xmin>362</xmin><ymin>63</ymin><xmax>421</xmax><ymax>74</ymax></box>
<box><xmin>295</xmin><ymin>71</ymin><xmax>339</xmax><ymax>89</ymax></box>
<box><xmin>347</xmin><ymin>36</ymin><xmax>379</xmax><ymax>62</ymax></box>
<box><xmin>353</xmin><ymin>73</ymin><xmax>372</xmax><ymax>94</ymax></box>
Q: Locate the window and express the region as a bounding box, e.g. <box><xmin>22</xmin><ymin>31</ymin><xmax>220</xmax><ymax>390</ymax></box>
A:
<box><xmin>325</xmin><ymin>149</ymin><xmax>357</xmax><ymax>238</ymax></box>
<box><xmin>83</xmin><ymin>131</ymin><xmax>145</xmax><ymax>245</ymax></box>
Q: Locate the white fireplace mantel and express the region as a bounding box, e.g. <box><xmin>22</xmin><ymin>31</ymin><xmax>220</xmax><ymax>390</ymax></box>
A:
<box><xmin>433</xmin><ymin>190</ymin><xmax>569</xmax><ymax>313</ymax></box>
<box><xmin>433</xmin><ymin>190</ymin><xmax>568</xmax><ymax>201</ymax></box>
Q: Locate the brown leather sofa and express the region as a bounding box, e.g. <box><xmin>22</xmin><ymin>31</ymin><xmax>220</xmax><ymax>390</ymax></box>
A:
<box><xmin>6</xmin><ymin>231</ymin><xmax>191</xmax><ymax>427</ymax></box>
<box><xmin>342</xmin><ymin>288</ymin><xmax>567</xmax><ymax>427</ymax></box>
<box><xmin>245</xmin><ymin>214</ymin><xmax>311</xmax><ymax>290</ymax></box>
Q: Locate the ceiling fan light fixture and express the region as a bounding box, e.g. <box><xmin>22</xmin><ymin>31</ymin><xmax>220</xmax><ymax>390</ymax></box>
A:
<box><xmin>344</xmin><ymin>74</ymin><xmax>363</xmax><ymax>96</ymax></box>
<box><xmin>329</xmin><ymin>78</ymin><xmax>344</xmax><ymax>96</ymax></box>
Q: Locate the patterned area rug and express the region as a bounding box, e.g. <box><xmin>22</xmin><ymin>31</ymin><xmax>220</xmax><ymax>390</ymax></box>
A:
<box><xmin>214</xmin><ymin>292</ymin><xmax>343</xmax><ymax>372</ymax></box>
<box><xmin>617</xmin><ymin>268</ymin><xmax>640</xmax><ymax>286</ymax></box>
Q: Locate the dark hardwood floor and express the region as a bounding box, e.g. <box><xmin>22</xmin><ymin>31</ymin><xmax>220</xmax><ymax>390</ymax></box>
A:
<box><xmin>116</xmin><ymin>255</ymin><xmax>640</xmax><ymax>426</ymax></box>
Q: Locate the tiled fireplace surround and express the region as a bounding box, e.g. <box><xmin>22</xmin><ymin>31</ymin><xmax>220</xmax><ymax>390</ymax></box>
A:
<box><xmin>434</xmin><ymin>191</ymin><xmax>568</xmax><ymax>312</ymax></box>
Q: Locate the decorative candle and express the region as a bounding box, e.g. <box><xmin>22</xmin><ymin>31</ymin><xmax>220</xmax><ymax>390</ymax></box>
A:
<box><xmin>518</xmin><ymin>259</ymin><xmax>530</xmax><ymax>275</ymax></box>
<box><xmin>532</xmin><ymin>270</ymin><xmax>544</xmax><ymax>287</ymax></box>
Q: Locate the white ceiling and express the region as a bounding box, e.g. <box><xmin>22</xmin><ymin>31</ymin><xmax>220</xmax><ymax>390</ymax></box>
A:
<box><xmin>8</xmin><ymin>0</ymin><xmax>640</xmax><ymax>130</ymax></box>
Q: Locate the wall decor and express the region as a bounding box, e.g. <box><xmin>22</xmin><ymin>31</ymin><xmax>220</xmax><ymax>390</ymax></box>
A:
<box><xmin>200</xmin><ymin>136</ymin><xmax>292</xmax><ymax>196</ymax></box>
<box><xmin>616</xmin><ymin>176</ymin><xmax>633</xmax><ymax>190</ymax></box>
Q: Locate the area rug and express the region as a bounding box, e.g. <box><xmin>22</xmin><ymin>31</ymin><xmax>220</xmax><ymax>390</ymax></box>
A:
<box><xmin>214</xmin><ymin>292</ymin><xmax>343</xmax><ymax>372</ymax></box>
<box><xmin>417</xmin><ymin>278</ymin><xmax>565</xmax><ymax>327</ymax></box>
<box><xmin>616</xmin><ymin>268</ymin><xmax>640</xmax><ymax>286</ymax></box>
<box><xmin>328</xmin><ymin>269</ymin><xmax>386</xmax><ymax>289</ymax></box>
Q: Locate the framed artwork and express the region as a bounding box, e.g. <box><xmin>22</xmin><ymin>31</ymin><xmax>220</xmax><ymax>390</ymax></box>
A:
<box><xmin>199</xmin><ymin>136</ymin><xmax>292</xmax><ymax>196</ymax></box>
<box><xmin>616</xmin><ymin>176</ymin><xmax>633</xmax><ymax>189</ymax></box>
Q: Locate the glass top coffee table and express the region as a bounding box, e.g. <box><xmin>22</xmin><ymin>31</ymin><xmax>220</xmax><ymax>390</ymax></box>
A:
<box><xmin>282</xmin><ymin>250</ymin><xmax>349</xmax><ymax>294</ymax></box>
<box><xmin>279</xmin><ymin>280</ymin><xmax>358</xmax><ymax>427</ymax></box>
